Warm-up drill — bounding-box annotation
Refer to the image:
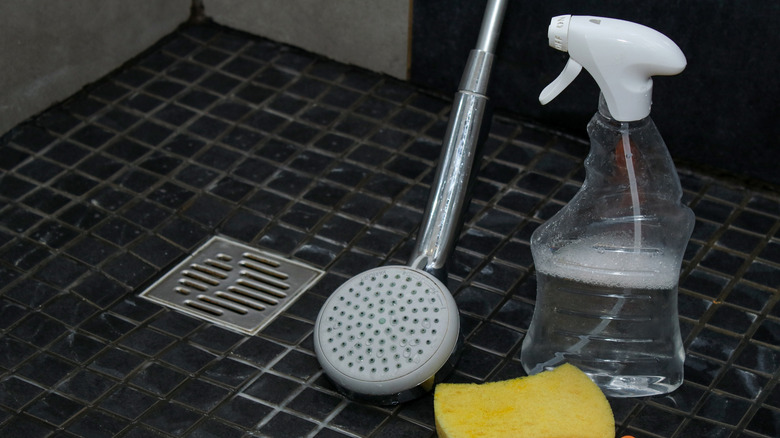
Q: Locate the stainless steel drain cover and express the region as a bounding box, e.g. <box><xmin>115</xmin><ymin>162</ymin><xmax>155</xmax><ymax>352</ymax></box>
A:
<box><xmin>139</xmin><ymin>236</ymin><xmax>324</xmax><ymax>334</ymax></box>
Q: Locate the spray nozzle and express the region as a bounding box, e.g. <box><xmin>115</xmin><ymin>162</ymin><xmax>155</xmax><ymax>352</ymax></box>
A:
<box><xmin>539</xmin><ymin>15</ymin><xmax>686</xmax><ymax>122</ymax></box>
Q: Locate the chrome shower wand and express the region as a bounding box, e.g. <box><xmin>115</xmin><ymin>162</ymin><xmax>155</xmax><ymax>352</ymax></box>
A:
<box><xmin>314</xmin><ymin>0</ymin><xmax>508</xmax><ymax>405</ymax></box>
<box><xmin>409</xmin><ymin>0</ymin><xmax>508</xmax><ymax>283</ymax></box>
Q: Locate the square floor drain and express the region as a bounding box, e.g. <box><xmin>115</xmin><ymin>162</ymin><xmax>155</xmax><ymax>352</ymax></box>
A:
<box><xmin>139</xmin><ymin>236</ymin><xmax>325</xmax><ymax>335</ymax></box>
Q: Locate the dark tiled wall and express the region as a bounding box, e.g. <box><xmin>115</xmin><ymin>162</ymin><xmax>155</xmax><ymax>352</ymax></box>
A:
<box><xmin>411</xmin><ymin>0</ymin><xmax>780</xmax><ymax>187</ymax></box>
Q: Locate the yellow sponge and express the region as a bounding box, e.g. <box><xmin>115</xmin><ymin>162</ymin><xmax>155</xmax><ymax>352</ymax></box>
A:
<box><xmin>434</xmin><ymin>364</ymin><xmax>615</xmax><ymax>438</ymax></box>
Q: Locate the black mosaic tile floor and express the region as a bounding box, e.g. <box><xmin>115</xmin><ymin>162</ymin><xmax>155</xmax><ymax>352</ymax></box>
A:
<box><xmin>2</xmin><ymin>23</ymin><xmax>779</xmax><ymax>437</ymax></box>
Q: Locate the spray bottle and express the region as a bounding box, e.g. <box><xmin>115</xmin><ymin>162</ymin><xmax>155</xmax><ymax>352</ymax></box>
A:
<box><xmin>520</xmin><ymin>15</ymin><xmax>695</xmax><ymax>397</ymax></box>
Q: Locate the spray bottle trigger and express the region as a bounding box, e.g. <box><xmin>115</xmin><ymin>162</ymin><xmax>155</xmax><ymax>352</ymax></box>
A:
<box><xmin>539</xmin><ymin>58</ymin><xmax>582</xmax><ymax>105</ymax></box>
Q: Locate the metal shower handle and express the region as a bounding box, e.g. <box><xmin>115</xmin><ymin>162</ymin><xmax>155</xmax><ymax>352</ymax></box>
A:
<box><xmin>408</xmin><ymin>0</ymin><xmax>509</xmax><ymax>282</ymax></box>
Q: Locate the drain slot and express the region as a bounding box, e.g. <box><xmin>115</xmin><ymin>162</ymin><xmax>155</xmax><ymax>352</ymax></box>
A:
<box><xmin>140</xmin><ymin>236</ymin><xmax>324</xmax><ymax>334</ymax></box>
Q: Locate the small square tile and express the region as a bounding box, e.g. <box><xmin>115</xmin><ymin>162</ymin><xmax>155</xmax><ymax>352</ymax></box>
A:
<box><xmin>683</xmin><ymin>353</ymin><xmax>724</xmax><ymax>387</ymax></box>
<box><xmin>199</xmin><ymin>72</ymin><xmax>241</xmax><ymax>94</ymax></box>
<box><xmin>130</xmin><ymin>363</ymin><xmax>187</xmax><ymax>396</ymax></box>
<box><xmin>697</xmin><ymin>392</ymin><xmax>751</xmax><ymax>425</ymax></box>
<box><xmin>189</xmin><ymin>325</ymin><xmax>245</xmax><ymax>353</ymax></box>
<box><xmin>82</xmin><ymin>313</ymin><xmax>136</xmax><ymax>343</ymax></box>
<box><xmin>288</xmin><ymin>388</ymin><xmax>341</xmax><ymax>420</ymax></box>
<box><xmin>209</xmin><ymin>177</ymin><xmax>252</xmax><ymax>202</ymax></box>
<box><xmin>0</xmin><ymin>376</ymin><xmax>45</xmax><ymax>409</ymax></box>
<box><xmin>22</xmin><ymin>188</ymin><xmax>71</xmax><ymax>214</ymax></box>
<box><xmin>43</xmin><ymin>295</ymin><xmax>100</xmax><ymax>327</ymax></box>
<box><xmin>35</xmin><ymin>254</ymin><xmax>89</xmax><ymax>288</ymax></box>
<box><xmin>168</xmin><ymin>61</ymin><xmax>207</xmax><ymax>82</ymax></box>
<box><xmin>746</xmin><ymin>406</ymin><xmax>780</xmax><ymax>436</ymax></box>
<box><xmin>202</xmin><ymin>357</ymin><xmax>259</xmax><ymax>387</ymax></box>
<box><xmin>699</xmin><ymin>249</ymin><xmax>746</xmax><ymax>277</ymax></box>
<box><xmin>122</xmin><ymin>94</ymin><xmax>165</xmax><ymax>113</ymax></box>
<box><xmin>257</xmin><ymin>139</ymin><xmax>299</xmax><ymax>162</ymax></box>
<box><xmin>10</xmin><ymin>313</ymin><xmax>68</xmax><ymax>348</ymax></box>
<box><xmin>103</xmin><ymin>253</ymin><xmax>157</xmax><ymax>288</ymax></box>
<box><xmin>147</xmin><ymin>181</ymin><xmax>194</xmax><ymax>209</ymax></box>
<box><xmin>89</xmin><ymin>187</ymin><xmax>134</xmax><ymax>212</ymax></box>
<box><xmin>454</xmin><ymin>345</ymin><xmax>503</xmax><ymax>380</ymax></box>
<box><xmin>0</xmin><ymin>336</ymin><xmax>36</xmax><ymax>369</ymax></box>
<box><xmin>17</xmin><ymin>352</ymin><xmax>75</xmax><ymax>386</ymax></box>
<box><xmin>235</xmin><ymin>83</ymin><xmax>274</xmax><ymax>104</ymax></box>
<box><xmin>330</xmin><ymin>402</ymin><xmax>387</xmax><ymax>436</ymax></box>
<box><xmin>0</xmin><ymin>239</ymin><xmax>51</xmax><ymax>270</ymax></box>
<box><xmin>72</xmin><ymin>272</ymin><xmax>129</xmax><ymax>307</ymax></box>
<box><xmin>215</xmin><ymin>396</ymin><xmax>272</xmax><ymax>428</ymax></box>
<box><xmin>95</xmin><ymin>218</ymin><xmax>144</xmax><ymax>246</ymax></box>
<box><xmin>119</xmin><ymin>328</ymin><xmax>176</xmax><ymax>356</ymax></box>
<box><xmin>153</xmin><ymin>103</ymin><xmax>197</xmax><ymax>126</ymax></box>
<box><xmin>258</xmin><ymin>411</ymin><xmax>316</xmax><ymax>438</ymax></box>
<box><xmin>468</xmin><ymin>322</ymin><xmax>523</xmax><ymax>355</ymax></box>
<box><xmin>104</xmin><ymin>138</ymin><xmax>150</xmax><ymax>162</ymax></box>
<box><xmin>221</xmin><ymin>56</ymin><xmax>263</xmax><ymax>78</ymax></box>
<box><xmin>229</xmin><ymin>158</ymin><xmax>275</xmax><ymax>186</ymax></box>
<box><xmin>57</xmin><ymin>369</ymin><xmax>115</xmax><ymax>402</ymax></box>
<box><xmin>175</xmin><ymin>164</ymin><xmax>219</xmax><ymax>188</ymax></box>
<box><xmin>266</xmin><ymin>170</ymin><xmax>313</xmax><ymax>197</ymax></box>
<box><xmin>688</xmin><ymin>328</ymin><xmax>741</xmax><ymax>362</ymax></box>
<box><xmin>734</xmin><ymin>342</ymin><xmax>780</xmax><ymax>374</ymax></box>
<box><xmin>651</xmin><ymin>382</ymin><xmax>705</xmax><ymax>413</ymax></box>
<box><xmin>231</xmin><ymin>336</ymin><xmax>286</xmax><ymax>367</ymax></box>
<box><xmin>187</xmin><ymin>115</ymin><xmax>230</xmax><ymax>139</ymax></box>
<box><xmin>116</xmin><ymin>169</ymin><xmax>160</xmax><ymax>193</ymax></box>
<box><xmin>373</xmin><ymin>416</ymin><xmax>431</xmax><ymax>438</ymax></box>
<box><xmin>98</xmin><ymin>108</ymin><xmax>141</xmax><ymax>131</ymax></box>
<box><xmin>715</xmin><ymin>367</ymin><xmax>767</xmax><ymax>399</ymax></box>
<box><xmin>0</xmin><ymin>416</ymin><xmax>54</xmax><ymax>437</ymax></box>
<box><xmin>144</xmin><ymin>79</ymin><xmax>185</xmax><ymax>99</ymax></box>
<box><xmin>680</xmin><ymin>269</ymin><xmax>729</xmax><ymax>298</ymax></box>
<box><xmin>629</xmin><ymin>404</ymin><xmax>685</xmax><ymax>436</ymax></box>
<box><xmin>159</xmin><ymin>343</ymin><xmax>216</xmax><ymax>373</ymax></box>
<box><xmin>177</xmin><ymin>89</ymin><xmax>220</xmax><ymax>109</ymax></box>
<box><xmin>172</xmin><ymin>379</ymin><xmax>230</xmax><ymax>412</ymax></box>
<box><xmin>66</xmin><ymin>410</ymin><xmax>128</xmax><ymax>438</ymax></box>
<box><xmin>139</xmin><ymin>153</ymin><xmax>183</xmax><ymax>176</ymax></box>
<box><xmin>129</xmin><ymin>122</ymin><xmax>173</xmax><ymax>147</ymax></box>
<box><xmin>131</xmin><ymin>235</ymin><xmax>184</xmax><ymax>268</ymax></box>
<box><xmin>100</xmin><ymin>387</ymin><xmax>157</xmax><ymax>420</ymax></box>
<box><xmin>733</xmin><ymin>210</ymin><xmax>776</xmax><ymax>235</ymax></box>
<box><xmin>242</xmin><ymin>373</ymin><xmax>299</xmax><ymax>405</ymax></box>
<box><xmin>17</xmin><ymin>158</ymin><xmax>65</xmax><ymax>182</ymax></box>
<box><xmin>149</xmin><ymin>311</ymin><xmax>202</xmax><ymax>337</ymax></box>
<box><xmin>271</xmin><ymin>350</ymin><xmax>320</xmax><ymax>380</ymax></box>
<box><xmin>5</xmin><ymin>278</ymin><xmax>59</xmax><ymax>307</ymax></box>
<box><xmin>71</xmin><ymin>125</ymin><xmax>115</xmax><ymax>148</ymax></box>
<box><xmin>187</xmin><ymin>419</ymin><xmax>244</xmax><ymax>438</ymax></box>
<box><xmin>65</xmin><ymin>236</ymin><xmax>119</xmax><ymax>266</ymax></box>
<box><xmin>25</xmin><ymin>393</ymin><xmax>83</xmax><ymax>426</ymax></box>
<box><xmin>752</xmin><ymin>317</ymin><xmax>780</xmax><ymax>346</ymax></box>
<box><xmin>708</xmin><ymin>304</ymin><xmax>757</xmax><ymax>334</ymax></box>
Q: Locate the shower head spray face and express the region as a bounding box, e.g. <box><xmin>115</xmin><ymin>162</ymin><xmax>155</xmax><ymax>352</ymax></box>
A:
<box><xmin>314</xmin><ymin>266</ymin><xmax>461</xmax><ymax>405</ymax></box>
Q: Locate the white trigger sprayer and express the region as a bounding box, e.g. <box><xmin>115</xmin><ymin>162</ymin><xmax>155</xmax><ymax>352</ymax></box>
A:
<box><xmin>539</xmin><ymin>15</ymin><xmax>687</xmax><ymax>122</ymax></box>
<box><xmin>521</xmin><ymin>15</ymin><xmax>695</xmax><ymax>397</ymax></box>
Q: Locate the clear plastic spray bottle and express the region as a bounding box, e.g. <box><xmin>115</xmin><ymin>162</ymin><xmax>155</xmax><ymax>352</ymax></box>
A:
<box><xmin>520</xmin><ymin>15</ymin><xmax>695</xmax><ymax>397</ymax></box>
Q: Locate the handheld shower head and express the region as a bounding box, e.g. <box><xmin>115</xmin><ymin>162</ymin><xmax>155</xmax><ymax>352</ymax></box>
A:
<box><xmin>314</xmin><ymin>0</ymin><xmax>508</xmax><ymax>405</ymax></box>
<box><xmin>313</xmin><ymin>266</ymin><xmax>460</xmax><ymax>404</ymax></box>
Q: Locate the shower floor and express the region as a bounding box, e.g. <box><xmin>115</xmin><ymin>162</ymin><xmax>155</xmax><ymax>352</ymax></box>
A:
<box><xmin>1</xmin><ymin>22</ymin><xmax>778</xmax><ymax>437</ymax></box>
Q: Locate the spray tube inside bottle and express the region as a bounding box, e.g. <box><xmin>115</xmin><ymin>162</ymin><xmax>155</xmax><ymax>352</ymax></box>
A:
<box><xmin>520</xmin><ymin>15</ymin><xmax>695</xmax><ymax>397</ymax></box>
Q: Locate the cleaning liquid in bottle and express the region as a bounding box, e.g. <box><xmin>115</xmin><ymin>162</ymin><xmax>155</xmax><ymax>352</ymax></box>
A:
<box><xmin>520</xmin><ymin>15</ymin><xmax>695</xmax><ymax>397</ymax></box>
